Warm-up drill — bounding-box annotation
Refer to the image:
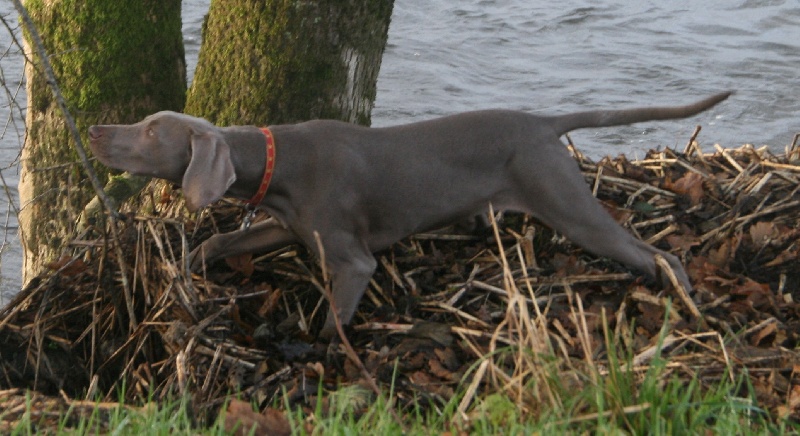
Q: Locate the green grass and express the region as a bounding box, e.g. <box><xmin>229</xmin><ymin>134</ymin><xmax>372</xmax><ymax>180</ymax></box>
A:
<box><xmin>8</xmin><ymin>338</ymin><xmax>790</xmax><ymax>435</ymax></box>
<box><xmin>5</xmin><ymin>381</ymin><xmax>783</xmax><ymax>435</ymax></box>
<box><xmin>8</xmin><ymin>395</ymin><xmax>225</xmax><ymax>435</ymax></box>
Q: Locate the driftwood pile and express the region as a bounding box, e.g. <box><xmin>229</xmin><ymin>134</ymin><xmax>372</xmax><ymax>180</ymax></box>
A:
<box><xmin>0</xmin><ymin>133</ymin><xmax>799</xmax><ymax>431</ymax></box>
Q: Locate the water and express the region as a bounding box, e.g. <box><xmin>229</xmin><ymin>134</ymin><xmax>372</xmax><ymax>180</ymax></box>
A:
<box><xmin>373</xmin><ymin>0</ymin><xmax>799</xmax><ymax>151</ymax></box>
<box><xmin>0</xmin><ymin>0</ymin><xmax>798</xmax><ymax>299</ymax></box>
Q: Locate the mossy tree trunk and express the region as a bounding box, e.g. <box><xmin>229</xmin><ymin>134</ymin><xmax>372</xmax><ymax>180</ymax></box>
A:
<box><xmin>19</xmin><ymin>0</ymin><xmax>186</xmax><ymax>285</ymax></box>
<box><xmin>186</xmin><ymin>0</ymin><xmax>394</xmax><ymax>126</ymax></box>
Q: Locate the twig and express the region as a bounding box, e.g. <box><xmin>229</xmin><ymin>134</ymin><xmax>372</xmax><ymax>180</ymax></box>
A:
<box><xmin>759</xmin><ymin>160</ymin><xmax>800</xmax><ymax>172</ymax></box>
<box><xmin>789</xmin><ymin>133</ymin><xmax>800</xmax><ymax>160</ymax></box>
<box><xmin>714</xmin><ymin>144</ymin><xmax>745</xmax><ymax>173</ymax></box>
<box><xmin>11</xmin><ymin>0</ymin><xmax>118</xmax><ymax>218</ymax></box>
<box><xmin>654</xmin><ymin>254</ymin><xmax>701</xmax><ymax>319</ymax></box>
<box><xmin>682</xmin><ymin>125</ymin><xmax>703</xmax><ymax>157</ymax></box>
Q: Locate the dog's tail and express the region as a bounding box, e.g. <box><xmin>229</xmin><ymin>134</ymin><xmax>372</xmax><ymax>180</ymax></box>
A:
<box><xmin>550</xmin><ymin>91</ymin><xmax>733</xmax><ymax>136</ymax></box>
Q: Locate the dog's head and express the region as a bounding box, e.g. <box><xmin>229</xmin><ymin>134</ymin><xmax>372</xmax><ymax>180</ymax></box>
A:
<box><xmin>88</xmin><ymin>111</ymin><xmax>235</xmax><ymax>212</ymax></box>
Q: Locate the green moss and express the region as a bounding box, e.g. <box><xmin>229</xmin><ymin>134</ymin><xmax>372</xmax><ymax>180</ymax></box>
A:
<box><xmin>20</xmin><ymin>0</ymin><xmax>187</xmax><ymax>281</ymax></box>
<box><xmin>26</xmin><ymin>0</ymin><xmax>185</xmax><ymax>122</ymax></box>
<box><xmin>186</xmin><ymin>0</ymin><xmax>392</xmax><ymax>127</ymax></box>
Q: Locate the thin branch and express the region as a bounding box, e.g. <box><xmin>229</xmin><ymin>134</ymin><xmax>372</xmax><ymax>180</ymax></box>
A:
<box><xmin>11</xmin><ymin>0</ymin><xmax>137</xmax><ymax>329</ymax></box>
<box><xmin>11</xmin><ymin>0</ymin><xmax>118</xmax><ymax>218</ymax></box>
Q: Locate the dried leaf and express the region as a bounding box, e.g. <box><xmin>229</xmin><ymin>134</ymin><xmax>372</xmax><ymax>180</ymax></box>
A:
<box><xmin>665</xmin><ymin>171</ymin><xmax>705</xmax><ymax>205</ymax></box>
<box><xmin>223</xmin><ymin>399</ymin><xmax>291</xmax><ymax>436</ymax></box>
<box><xmin>600</xmin><ymin>200</ymin><xmax>633</xmax><ymax>223</ymax></box>
<box><xmin>666</xmin><ymin>233</ymin><xmax>700</xmax><ymax>252</ymax></box>
<box><xmin>256</xmin><ymin>285</ymin><xmax>282</xmax><ymax>317</ymax></box>
<box><xmin>788</xmin><ymin>384</ymin><xmax>800</xmax><ymax>412</ymax></box>
<box><xmin>750</xmin><ymin>322</ymin><xmax>777</xmax><ymax>347</ymax></box>
<box><xmin>159</xmin><ymin>184</ymin><xmax>172</xmax><ymax>204</ymax></box>
<box><xmin>433</xmin><ymin>347</ymin><xmax>461</xmax><ymax>371</ymax></box>
<box><xmin>44</xmin><ymin>255</ymin><xmax>87</xmax><ymax>276</ymax></box>
<box><xmin>764</xmin><ymin>246</ymin><xmax>799</xmax><ymax>267</ymax></box>
<box><xmin>708</xmin><ymin>240</ymin><xmax>732</xmax><ymax>267</ymax></box>
<box><xmin>225</xmin><ymin>253</ymin><xmax>255</xmax><ymax>277</ymax></box>
<box><xmin>552</xmin><ymin>253</ymin><xmax>585</xmax><ymax>276</ymax></box>
<box><xmin>407</xmin><ymin>321</ymin><xmax>453</xmax><ymax>346</ymax></box>
<box><xmin>749</xmin><ymin>221</ymin><xmax>776</xmax><ymax>249</ymax></box>
<box><xmin>732</xmin><ymin>279</ymin><xmax>775</xmax><ymax>311</ymax></box>
<box><xmin>428</xmin><ymin>357</ymin><xmax>456</xmax><ymax>381</ymax></box>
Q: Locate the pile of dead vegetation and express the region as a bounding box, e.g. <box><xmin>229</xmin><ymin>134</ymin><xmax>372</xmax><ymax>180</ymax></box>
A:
<box><xmin>0</xmin><ymin>133</ymin><xmax>799</xmax><ymax>432</ymax></box>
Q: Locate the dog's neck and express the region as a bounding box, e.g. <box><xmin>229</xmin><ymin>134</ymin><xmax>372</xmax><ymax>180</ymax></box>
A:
<box><xmin>244</xmin><ymin>128</ymin><xmax>275</xmax><ymax>207</ymax></box>
<box><xmin>218</xmin><ymin>126</ymin><xmax>275</xmax><ymax>202</ymax></box>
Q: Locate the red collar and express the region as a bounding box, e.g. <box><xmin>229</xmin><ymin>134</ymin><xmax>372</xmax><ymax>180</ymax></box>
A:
<box><xmin>246</xmin><ymin>127</ymin><xmax>275</xmax><ymax>207</ymax></box>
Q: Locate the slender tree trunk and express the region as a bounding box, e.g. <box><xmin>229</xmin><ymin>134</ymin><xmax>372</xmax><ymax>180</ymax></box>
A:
<box><xmin>185</xmin><ymin>0</ymin><xmax>393</xmax><ymax>126</ymax></box>
<box><xmin>19</xmin><ymin>0</ymin><xmax>186</xmax><ymax>285</ymax></box>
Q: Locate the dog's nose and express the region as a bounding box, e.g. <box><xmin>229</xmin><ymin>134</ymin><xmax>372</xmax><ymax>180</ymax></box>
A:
<box><xmin>88</xmin><ymin>126</ymin><xmax>103</xmax><ymax>141</ymax></box>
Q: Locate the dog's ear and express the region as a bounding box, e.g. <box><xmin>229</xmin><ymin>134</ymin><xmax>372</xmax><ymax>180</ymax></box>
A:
<box><xmin>182</xmin><ymin>132</ymin><xmax>236</xmax><ymax>212</ymax></box>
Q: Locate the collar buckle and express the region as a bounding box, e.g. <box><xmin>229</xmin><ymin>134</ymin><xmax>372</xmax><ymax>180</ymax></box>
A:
<box><xmin>240</xmin><ymin>206</ymin><xmax>257</xmax><ymax>231</ymax></box>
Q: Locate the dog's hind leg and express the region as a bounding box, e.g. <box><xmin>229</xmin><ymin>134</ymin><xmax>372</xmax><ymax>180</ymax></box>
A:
<box><xmin>512</xmin><ymin>143</ymin><xmax>692</xmax><ymax>291</ymax></box>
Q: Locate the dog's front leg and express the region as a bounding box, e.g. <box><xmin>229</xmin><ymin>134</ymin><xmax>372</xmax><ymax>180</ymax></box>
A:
<box><xmin>188</xmin><ymin>217</ymin><xmax>298</xmax><ymax>271</ymax></box>
<box><xmin>316</xmin><ymin>245</ymin><xmax>377</xmax><ymax>340</ymax></box>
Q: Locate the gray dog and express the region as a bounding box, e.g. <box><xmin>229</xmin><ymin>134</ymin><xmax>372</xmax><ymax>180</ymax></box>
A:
<box><xmin>88</xmin><ymin>91</ymin><xmax>730</xmax><ymax>338</ymax></box>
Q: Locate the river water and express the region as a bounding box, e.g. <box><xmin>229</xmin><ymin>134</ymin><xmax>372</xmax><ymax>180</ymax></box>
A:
<box><xmin>0</xmin><ymin>0</ymin><xmax>798</xmax><ymax>300</ymax></box>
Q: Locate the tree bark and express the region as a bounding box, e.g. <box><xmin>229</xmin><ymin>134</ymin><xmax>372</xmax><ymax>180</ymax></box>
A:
<box><xmin>185</xmin><ymin>0</ymin><xmax>393</xmax><ymax>126</ymax></box>
<box><xmin>19</xmin><ymin>0</ymin><xmax>186</xmax><ymax>285</ymax></box>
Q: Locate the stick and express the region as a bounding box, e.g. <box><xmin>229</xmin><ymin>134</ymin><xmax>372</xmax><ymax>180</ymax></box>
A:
<box><xmin>11</xmin><ymin>0</ymin><xmax>118</xmax><ymax>218</ymax></box>
<box><xmin>654</xmin><ymin>254</ymin><xmax>701</xmax><ymax>319</ymax></box>
<box><xmin>682</xmin><ymin>125</ymin><xmax>703</xmax><ymax>157</ymax></box>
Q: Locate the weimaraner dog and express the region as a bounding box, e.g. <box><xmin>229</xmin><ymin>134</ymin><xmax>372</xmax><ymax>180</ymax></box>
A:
<box><xmin>89</xmin><ymin>91</ymin><xmax>730</xmax><ymax>338</ymax></box>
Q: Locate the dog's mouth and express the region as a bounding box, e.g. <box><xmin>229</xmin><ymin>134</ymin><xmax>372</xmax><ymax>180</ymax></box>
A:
<box><xmin>87</xmin><ymin>139</ymin><xmax>105</xmax><ymax>156</ymax></box>
<box><xmin>90</xmin><ymin>149</ymin><xmax>113</xmax><ymax>167</ymax></box>
<box><xmin>87</xmin><ymin>141</ymin><xmax>116</xmax><ymax>166</ymax></box>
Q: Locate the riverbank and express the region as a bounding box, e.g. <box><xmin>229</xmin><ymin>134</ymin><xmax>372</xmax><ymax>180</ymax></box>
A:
<box><xmin>1</xmin><ymin>137</ymin><xmax>799</xmax><ymax>432</ymax></box>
